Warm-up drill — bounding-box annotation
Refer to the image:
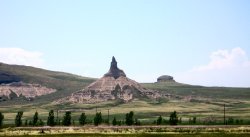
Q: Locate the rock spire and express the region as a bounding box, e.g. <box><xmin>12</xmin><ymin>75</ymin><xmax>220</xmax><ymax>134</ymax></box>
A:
<box><xmin>104</xmin><ymin>56</ymin><xmax>126</xmax><ymax>79</ymax></box>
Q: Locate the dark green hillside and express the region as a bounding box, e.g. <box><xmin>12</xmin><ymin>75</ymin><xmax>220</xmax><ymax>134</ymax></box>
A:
<box><xmin>0</xmin><ymin>62</ymin><xmax>95</xmax><ymax>89</ymax></box>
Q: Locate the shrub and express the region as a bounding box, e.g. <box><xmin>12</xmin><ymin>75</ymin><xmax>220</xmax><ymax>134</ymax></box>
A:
<box><xmin>38</xmin><ymin>119</ymin><xmax>44</xmax><ymax>126</ymax></box>
<box><xmin>28</xmin><ymin>120</ymin><xmax>32</xmax><ymax>126</ymax></box>
<box><xmin>135</xmin><ymin>118</ymin><xmax>141</xmax><ymax>126</ymax></box>
<box><xmin>157</xmin><ymin>115</ymin><xmax>163</xmax><ymax>125</ymax></box>
<box><xmin>117</xmin><ymin>120</ymin><xmax>122</xmax><ymax>126</ymax></box>
<box><xmin>112</xmin><ymin>117</ymin><xmax>117</xmax><ymax>126</ymax></box>
<box><xmin>228</xmin><ymin>117</ymin><xmax>234</xmax><ymax>125</ymax></box>
<box><xmin>179</xmin><ymin>117</ymin><xmax>182</xmax><ymax>124</ymax></box>
<box><xmin>192</xmin><ymin>116</ymin><xmax>197</xmax><ymax>124</ymax></box>
<box><xmin>24</xmin><ymin>120</ymin><xmax>28</xmax><ymax>126</ymax></box>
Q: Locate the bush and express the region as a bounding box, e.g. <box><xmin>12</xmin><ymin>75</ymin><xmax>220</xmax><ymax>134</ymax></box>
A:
<box><xmin>112</xmin><ymin>117</ymin><xmax>117</xmax><ymax>126</ymax></box>
<box><xmin>79</xmin><ymin>113</ymin><xmax>87</xmax><ymax>126</ymax></box>
<box><xmin>38</xmin><ymin>119</ymin><xmax>44</xmax><ymax>126</ymax></box>
<box><xmin>15</xmin><ymin>111</ymin><xmax>23</xmax><ymax>127</ymax></box>
<box><xmin>28</xmin><ymin>120</ymin><xmax>32</xmax><ymax>126</ymax></box>
<box><xmin>157</xmin><ymin>115</ymin><xmax>163</xmax><ymax>125</ymax></box>
<box><xmin>62</xmin><ymin>111</ymin><xmax>71</xmax><ymax>126</ymax></box>
<box><xmin>228</xmin><ymin>117</ymin><xmax>234</xmax><ymax>125</ymax></box>
<box><xmin>135</xmin><ymin>118</ymin><xmax>141</xmax><ymax>126</ymax></box>
<box><xmin>125</xmin><ymin>111</ymin><xmax>134</xmax><ymax>126</ymax></box>
<box><xmin>47</xmin><ymin>110</ymin><xmax>55</xmax><ymax>126</ymax></box>
<box><xmin>0</xmin><ymin>112</ymin><xmax>4</xmax><ymax>128</ymax></box>
<box><xmin>117</xmin><ymin>120</ymin><xmax>122</xmax><ymax>126</ymax></box>
<box><xmin>24</xmin><ymin>120</ymin><xmax>28</xmax><ymax>126</ymax></box>
<box><xmin>179</xmin><ymin>117</ymin><xmax>182</xmax><ymax>124</ymax></box>
<box><xmin>94</xmin><ymin>112</ymin><xmax>102</xmax><ymax>126</ymax></box>
<box><xmin>192</xmin><ymin>117</ymin><xmax>197</xmax><ymax>124</ymax></box>
<box><xmin>169</xmin><ymin>111</ymin><xmax>178</xmax><ymax>125</ymax></box>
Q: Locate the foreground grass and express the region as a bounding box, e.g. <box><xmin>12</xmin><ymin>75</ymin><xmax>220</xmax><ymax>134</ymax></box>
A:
<box><xmin>2</xmin><ymin>134</ymin><xmax>250</xmax><ymax>137</ymax></box>
<box><xmin>1</xmin><ymin>125</ymin><xmax>250</xmax><ymax>136</ymax></box>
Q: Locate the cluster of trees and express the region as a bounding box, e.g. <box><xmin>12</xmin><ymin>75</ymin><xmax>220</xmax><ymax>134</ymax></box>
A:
<box><xmin>13</xmin><ymin>110</ymin><xmax>73</xmax><ymax>127</ymax></box>
<box><xmin>226</xmin><ymin>117</ymin><xmax>244</xmax><ymax>125</ymax></box>
<box><xmin>156</xmin><ymin>111</ymin><xmax>178</xmax><ymax>125</ymax></box>
<box><xmin>0</xmin><ymin>110</ymin><xmax>192</xmax><ymax>127</ymax></box>
<box><xmin>1</xmin><ymin>110</ymin><xmax>248</xmax><ymax>127</ymax></box>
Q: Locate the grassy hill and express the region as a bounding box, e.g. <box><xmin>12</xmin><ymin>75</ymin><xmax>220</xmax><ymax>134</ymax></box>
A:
<box><xmin>0</xmin><ymin>62</ymin><xmax>96</xmax><ymax>105</ymax></box>
<box><xmin>142</xmin><ymin>82</ymin><xmax>250</xmax><ymax>99</ymax></box>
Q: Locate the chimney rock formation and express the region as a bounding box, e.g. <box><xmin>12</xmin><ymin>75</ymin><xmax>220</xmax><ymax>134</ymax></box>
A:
<box><xmin>57</xmin><ymin>57</ymin><xmax>161</xmax><ymax>104</ymax></box>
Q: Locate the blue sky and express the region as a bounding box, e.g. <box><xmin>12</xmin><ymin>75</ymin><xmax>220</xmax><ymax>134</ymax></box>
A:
<box><xmin>0</xmin><ymin>0</ymin><xmax>250</xmax><ymax>87</ymax></box>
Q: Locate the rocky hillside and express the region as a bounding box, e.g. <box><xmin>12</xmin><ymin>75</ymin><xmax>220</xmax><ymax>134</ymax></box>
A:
<box><xmin>57</xmin><ymin>57</ymin><xmax>161</xmax><ymax>104</ymax></box>
<box><xmin>0</xmin><ymin>82</ymin><xmax>56</xmax><ymax>101</ymax></box>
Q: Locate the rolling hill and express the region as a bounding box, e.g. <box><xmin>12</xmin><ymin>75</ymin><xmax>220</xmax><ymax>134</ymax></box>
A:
<box><xmin>0</xmin><ymin>62</ymin><xmax>95</xmax><ymax>105</ymax></box>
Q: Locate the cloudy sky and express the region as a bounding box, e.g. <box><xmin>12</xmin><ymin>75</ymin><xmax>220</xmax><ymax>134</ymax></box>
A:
<box><xmin>0</xmin><ymin>0</ymin><xmax>250</xmax><ymax>87</ymax></box>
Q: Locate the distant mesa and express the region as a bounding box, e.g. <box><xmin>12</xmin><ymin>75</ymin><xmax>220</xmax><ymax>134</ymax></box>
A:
<box><xmin>157</xmin><ymin>75</ymin><xmax>175</xmax><ymax>82</ymax></box>
<box><xmin>57</xmin><ymin>56</ymin><xmax>161</xmax><ymax>104</ymax></box>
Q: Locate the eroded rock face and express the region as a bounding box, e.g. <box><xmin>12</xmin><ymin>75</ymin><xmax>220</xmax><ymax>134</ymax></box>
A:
<box><xmin>67</xmin><ymin>76</ymin><xmax>160</xmax><ymax>103</ymax></box>
<box><xmin>0</xmin><ymin>82</ymin><xmax>56</xmax><ymax>101</ymax></box>
<box><xmin>57</xmin><ymin>57</ymin><xmax>161</xmax><ymax>104</ymax></box>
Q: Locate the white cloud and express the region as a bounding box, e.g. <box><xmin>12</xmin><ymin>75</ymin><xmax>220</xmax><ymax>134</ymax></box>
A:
<box><xmin>176</xmin><ymin>47</ymin><xmax>250</xmax><ymax>87</ymax></box>
<box><xmin>192</xmin><ymin>47</ymin><xmax>249</xmax><ymax>71</ymax></box>
<box><xmin>0</xmin><ymin>48</ymin><xmax>44</xmax><ymax>67</ymax></box>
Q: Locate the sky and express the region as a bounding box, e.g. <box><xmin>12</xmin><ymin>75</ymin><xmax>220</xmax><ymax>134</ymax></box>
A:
<box><xmin>0</xmin><ymin>0</ymin><xmax>250</xmax><ymax>87</ymax></box>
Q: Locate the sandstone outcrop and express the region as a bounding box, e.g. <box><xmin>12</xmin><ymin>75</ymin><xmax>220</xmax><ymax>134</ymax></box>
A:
<box><xmin>0</xmin><ymin>82</ymin><xmax>56</xmax><ymax>101</ymax></box>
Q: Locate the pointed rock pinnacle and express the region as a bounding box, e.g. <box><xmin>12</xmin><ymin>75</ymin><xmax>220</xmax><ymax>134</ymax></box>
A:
<box><xmin>104</xmin><ymin>56</ymin><xmax>126</xmax><ymax>79</ymax></box>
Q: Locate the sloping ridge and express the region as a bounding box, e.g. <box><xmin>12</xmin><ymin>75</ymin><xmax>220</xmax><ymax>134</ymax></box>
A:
<box><xmin>0</xmin><ymin>62</ymin><xmax>95</xmax><ymax>103</ymax></box>
<box><xmin>58</xmin><ymin>57</ymin><xmax>161</xmax><ymax>104</ymax></box>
